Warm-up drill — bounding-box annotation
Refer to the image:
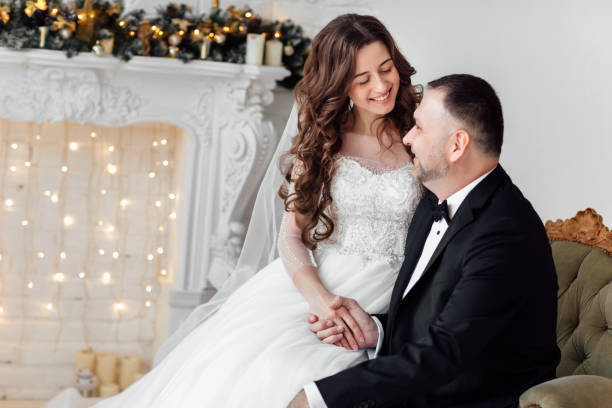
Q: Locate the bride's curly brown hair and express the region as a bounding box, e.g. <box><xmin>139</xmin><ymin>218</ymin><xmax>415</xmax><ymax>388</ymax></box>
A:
<box><xmin>279</xmin><ymin>14</ymin><xmax>421</xmax><ymax>250</ymax></box>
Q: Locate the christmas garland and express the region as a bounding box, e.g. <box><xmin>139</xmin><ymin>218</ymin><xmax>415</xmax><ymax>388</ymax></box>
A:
<box><xmin>0</xmin><ymin>1</ymin><xmax>311</xmax><ymax>88</ymax></box>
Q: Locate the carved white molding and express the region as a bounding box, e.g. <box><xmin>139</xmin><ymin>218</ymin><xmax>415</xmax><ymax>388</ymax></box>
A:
<box><xmin>0</xmin><ymin>47</ymin><xmax>289</xmax><ymax>331</ymax></box>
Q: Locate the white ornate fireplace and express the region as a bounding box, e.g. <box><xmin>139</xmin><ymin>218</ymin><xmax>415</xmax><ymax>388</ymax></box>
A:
<box><xmin>0</xmin><ymin>47</ymin><xmax>289</xmax><ymax>345</ymax></box>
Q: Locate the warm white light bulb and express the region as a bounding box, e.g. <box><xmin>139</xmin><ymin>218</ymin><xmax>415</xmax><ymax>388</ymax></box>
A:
<box><xmin>90</xmin><ymin>132</ymin><xmax>96</xmax><ymax>138</ymax></box>
<box><xmin>120</xmin><ymin>199</ymin><xmax>129</xmax><ymax>207</ymax></box>
<box><xmin>44</xmin><ymin>190</ymin><xmax>51</xmax><ymax>196</ymax></box>
<box><xmin>21</xmin><ymin>219</ymin><xmax>29</xmax><ymax>226</ymax></box>
<box><xmin>100</xmin><ymin>189</ymin><xmax>107</xmax><ymax>195</ymax></box>
<box><xmin>148</xmin><ymin>172</ymin><xmax>156</xmax><ymax>179</ymax></box>
<box><xmin>156</xmin><ymin>247</ymin><xmax>164</xmax><ymax>254</ymax></box>
<box><xmin>27</xmin><ymin>281</ymin><xmax>34</xmax><ymax>289</ymax></box>
<box><xmin>78</xmin><ymin>272</ymin><xmax>86</xmax><ymax>278</ymax></box>
<box><xmin>97</xmin><ymin>220</ymin><xmax>104</xmax><ymax>226</ymax></box>
<box><xmin>37</xmin><ymin>252</ymin><xmax>45</xmax><ymax>259</ymax></box>
<box><xmin>152</xmin><ymin>141</ymin><xmax>159</xmax><ymax>147</ymax></box>
<box><xmin>145</xmin><ymin>300</ymin><xmax>152</xmax><ymax>307</ymax></box>
<box><xmin>25</xmin><ymin>161</ymin><xmax>31</xmax><ymax>167</ymax></box>
<box><xmin>61</xmin><ymin>165</ymin><xmax>68</xmax><ymax>173</ymax></box>
<box><xmin>107</xmin><ymin>225</ymin><xmax>115</xmax><ymax>232</ymax></box>
<box><xmin>0</xmin><ymin>306</ymin><xmax>4</xmax><ymax>313</ymax></box>
<box><xmin>10</xmin><ymin>166</ymin><xmax>17</xmax><ymax>172</ymax></box>
<box><xmin>114</xmin><ymin>301</ymin><xmax>125</xmax><ymax>311</ymax></box>
<box><xmin>158</xmin><ymin>226</ymin><xmax>164</xmax><ymax>232</ymax></box>
<box><xmin>60</xmin><ymin>251</ymin><xmax>67</xmax><ymax>260</ymax></box>
<box><xmin>53</xmin><ymin>272</ymin><xmax>65</xmax><ymax>282</ymax></box>
<box><xmin>99</xmin><ymin>249</ymin><xmax>105</xmax><ymax>255</ymax></box>
<box><xmin>108</xmin><ymin>145</ymin><xmax>115</xmax><ymax>152</ymax></box>
<box><xmin>169</xmin><ymin>212</ymin><xmax>177</xmax><ymax>220</ymax></box>
<box><xmin>160</xmin><ymin>269</ymin><xmax>168</xmax><ymax>276</ymax></box>
<box><xmin>155</xmin><ymin>200</ymin><xmax>161</xmax><ymax>208</ymax></box>
<box><xmin>147</xmin><ymin>254</ymin><xmax>154</xmax><ymax>261</ymax></box>
<box><xmin>10</xmin><ymin>143</ymin><xmax>18</xmax><ymax>150</ymax></box>
<box><xmin>69</xmin><ymin>142</ymin><xmax>79</xmax><ymax>151</ymax></box>
<box><xmin>36</xmin><ymin>135</ymin><xmax>41</xmax><ymax>140</ymax></box>
<box><xmin>145</xmin><ymin>285</ymin><xmax>152</xmax><ymax>293</ymax></box>
<box><xmin>46</xmin><ymin>303</ymin><xmax>53</xmax><ymax>310</ymax></box>
<box><xmin>102</xmin><ymin>272</ymin><xmax>111</xmax><ymax>283</ymax></box>
<box><xmin>161</xmin><ymin>139</ymin><xmax>167</xmax><ymax>145</ymax></box>
<box><xmin>112</xmin><ymin>251</ymin><xmax>119</xmax><ymax>259</ymax></box>
<box><xmin>106</xmin><ymin>163</ymin><xmax>118</xmax><ymax>174</ymax></box>
<box><xmin>169</xmin><ymin>193</ymin><xmax>176</xmax><ymax>200</ymax></box>
<box><xmin>0</xmin><ymin>254</ymin><xmax>2</xmax><ymax>261</ymax></box>
<box><xmin>4</xmin><ymin>199</ymin><xmax>14</xmax><ymax>207</ymax></box>
<box><xmin>63</xmin><ymin>215</ymin><xmax>74</xmax><ymax>226</ymax></box>
<box><xmin>162</xmin><ymin>160</ymin><xmax>169</xmax><ymax>167</ymax></box>
<box><xmin>50</xmin><ymin>194</ymin><xmax>59</xmax><ymax>203</ymax></box>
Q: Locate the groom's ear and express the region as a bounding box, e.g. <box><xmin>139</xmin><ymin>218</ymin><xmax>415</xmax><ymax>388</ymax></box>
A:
<box><xmin>448</xmin><ymin>129</ymin><xmax>470</xmax><ymax>163</ymax></box>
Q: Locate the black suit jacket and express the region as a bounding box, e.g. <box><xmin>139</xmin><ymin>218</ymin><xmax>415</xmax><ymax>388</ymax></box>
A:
<box><xmin>315</xmin><ymin>165</ymin><xmax>560</xmax><ymax>408</ymax></box>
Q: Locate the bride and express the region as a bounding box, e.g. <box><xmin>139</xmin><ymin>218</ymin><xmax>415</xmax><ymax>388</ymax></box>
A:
<box><xmin>46</xmin><ymin>13</ymin><xmax>422</xmax><ymax>408</ymax></box>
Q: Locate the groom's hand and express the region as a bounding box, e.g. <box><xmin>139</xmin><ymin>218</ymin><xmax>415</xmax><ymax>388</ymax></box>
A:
<box><xmin>309</xmin><ymin>296</ymin><xmax>379</xmax><ymax>349</ymax></box>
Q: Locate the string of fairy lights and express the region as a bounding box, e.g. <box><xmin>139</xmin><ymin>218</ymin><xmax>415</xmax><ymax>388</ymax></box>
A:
<box><xmin>0</xmin><ymin>118</ymin><xmax>179</xmax><ymax>359</ymax></box>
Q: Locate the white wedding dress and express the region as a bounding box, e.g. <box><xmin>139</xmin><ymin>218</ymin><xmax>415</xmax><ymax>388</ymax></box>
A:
<box><xmin>45</xmin><ymin>154</ymin><xmax>420</xmax><ymax>408</ymax></box>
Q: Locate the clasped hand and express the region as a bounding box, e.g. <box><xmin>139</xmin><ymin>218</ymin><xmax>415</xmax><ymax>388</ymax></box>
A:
<box><xmin>308</xmin><ymin>295</ymin><xmax>379</xmax><ymax>350</ymax></box>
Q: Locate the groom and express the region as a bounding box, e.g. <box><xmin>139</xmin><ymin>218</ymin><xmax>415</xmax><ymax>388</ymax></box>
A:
<box><xmin>289</xmin><ymin>74</ymin><xmax>560</xmax><ymax>408</ymax></box>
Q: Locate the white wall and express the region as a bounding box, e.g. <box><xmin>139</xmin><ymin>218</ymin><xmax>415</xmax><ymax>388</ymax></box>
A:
<box><xmin>124</xmin><ymin>0</ymin><xmax>612</xmax><ymax>222</ymax></box>
<box><xmin>375</xmin><ymin>0</ymin><xmax>612</xmax><ymax>223</ymax></box>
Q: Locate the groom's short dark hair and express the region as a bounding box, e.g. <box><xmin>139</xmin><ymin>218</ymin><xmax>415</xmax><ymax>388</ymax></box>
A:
<box><xmin>428</xmin><ymin>74</ymin><xmax>503</xmax><ymax>157</ymax></box>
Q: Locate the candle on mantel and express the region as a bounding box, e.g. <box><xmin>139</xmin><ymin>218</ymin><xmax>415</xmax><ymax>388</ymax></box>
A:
<box><xmin>75</xmin><ymin>349</ymin><xmax>96</xmax><ymax>375</ymax></box>
<box><xmin>95</xmin><ymin>352</ymin><xmax>117</xmax><ymax>385</ymax></box>
<box><xmin>99</xmin><ymin>383</ymin><xmax>119</xmax><ymax>398</ymax></box>
<box><xmin>265</xmin><ymin>39</ymin><xmax>283</xmax><ymax>67</ymax></box>
<box><xmin>119</xmin><ymin>354</ymin><xmax>140</xmax><ymax>390</ymax></box>
<box><xmin>246</xmin><ymin>33</ymin><xmax>265</xmax><ymax>65</ymax></box>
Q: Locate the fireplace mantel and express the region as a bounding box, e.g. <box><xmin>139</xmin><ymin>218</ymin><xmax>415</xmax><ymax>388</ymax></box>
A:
<box><xmin>0</xmin><ymin>48</ymin><xmax>290</xmax><ymax>332</ymax></box>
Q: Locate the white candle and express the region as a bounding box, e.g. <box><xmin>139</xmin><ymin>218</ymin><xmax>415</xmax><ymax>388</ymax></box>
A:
<box><xmin>99</xmin><ymin>383</ymin><xmax>119</xmax><ymax>398</ymax></box>
<box><xmin>246</xmin><ymin>33</ymin><xmax>265</xmax><ymax>65</ymax></box>
<box><xmin>119</xmin><ymin>354</ymin><xmax>140</xmax><ymax>390</ymax></box>
<box><xmin>95</xmin><ymin>352</ymin><xmax>117</xmax><ymax>385</ymax></box>
<box><xmin>75</xmin><ymin>350</ymin><xmax>95</xmax><ymax>375</ymax></box>
<box><xmin>265</xmin><ymin>39</ymin><xmax>283</xmax><ymax>67</ymax></box>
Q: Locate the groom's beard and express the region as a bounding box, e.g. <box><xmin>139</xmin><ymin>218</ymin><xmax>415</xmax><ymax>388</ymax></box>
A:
<box><xmin>415</xmin><ymin>145</ymin><xmax>450</xmax><ymax>184</ymax></box>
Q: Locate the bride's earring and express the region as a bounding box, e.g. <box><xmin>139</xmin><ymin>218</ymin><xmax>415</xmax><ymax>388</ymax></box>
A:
<box><xmin>348</xmin><ymin>98</ymin><xmax>354</xmax><ymax>110</ymax></box>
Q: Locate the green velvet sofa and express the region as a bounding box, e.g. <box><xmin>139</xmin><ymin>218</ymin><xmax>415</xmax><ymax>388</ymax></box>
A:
<box><xmin>519</xmin><ymin>208</ymin><xmax>612</xmax><ymax>408</ymax></box>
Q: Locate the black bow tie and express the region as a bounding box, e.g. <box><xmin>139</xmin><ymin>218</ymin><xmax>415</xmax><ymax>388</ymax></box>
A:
<box><xmin>430</xmin><ymin>198</ymin><xmax>451</xmax><ymax>224</ymax></box>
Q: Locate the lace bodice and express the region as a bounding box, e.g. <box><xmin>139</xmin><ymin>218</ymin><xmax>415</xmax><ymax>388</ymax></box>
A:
<box><xmin>278</xmin><ymin>154</ymin><xmax>421</xmax><ymax>276</ymax></box>
<box><xmin>315</xmin><ymin>155</ymin><xmax>421</xmax><ymax>265</ymax></box>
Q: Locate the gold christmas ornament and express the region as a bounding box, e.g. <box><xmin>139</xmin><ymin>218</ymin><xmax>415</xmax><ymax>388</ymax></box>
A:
<box><xmin>0</xmin><ymin>6</ymin><xmax>10</xmax><ymax>24</ymax></box>
<box><xmin>59</xmin><ymin>27</ymin><xmax>73</xmax><ymax>40</ymax></box>
<box><xmin>214</xmin><ymin>33</ymin><xmax>226</xmax><ymax>45</ymax></box>
<box><xmin>92</xmin><ymin>41</ymin><xmax>104</xmax><ymax>57</ymax></box>
<box><xmin>24</xmin><ymin>0</ymin><xmax>47</xmax><ymax>18</ymax></box>
<box><xmin>284</xmin><ymin>44</ymin><xmax>294</xmax><ymax>56</ymax></box>
<box><xmin>168</xmin><ymin>33</ymin><xmax>182</xmax><ymax>47</ymax></box>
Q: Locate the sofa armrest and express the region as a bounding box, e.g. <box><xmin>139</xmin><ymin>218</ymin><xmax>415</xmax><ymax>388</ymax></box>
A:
<box><xmin>519</xmin><ymin>375</ymin><xmax>612</xmax><ymax>408</ymax></box>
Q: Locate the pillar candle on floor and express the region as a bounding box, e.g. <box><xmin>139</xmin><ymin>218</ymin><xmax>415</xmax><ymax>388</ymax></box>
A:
<box><xmin>95</xmin><ymin>352</ymin><xmax>117</xmax><ymax>385</ymax></box>
<box><xmin>75</xmin><ymin>349</ymin><xmax>96</xmax><ymax>375</ymax></box>
<box><xmin>99</xmin><ymin>383</ymin><xmax>119</xmax><ymax>397</ymax></box>
<box><xmin>119</xmin><ymin>354</ymin><xmax>140</xmax><ymax>390</ymax></box>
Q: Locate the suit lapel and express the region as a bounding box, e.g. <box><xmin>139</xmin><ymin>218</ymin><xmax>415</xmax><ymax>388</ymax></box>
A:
<box><xmin>386</xmin><ymin>193</ymin><xmax>435</xmax><ymax>337</ymax></box>
<box><xmin>401</xmin><ymin>165</ymin><xmax>508</xmax><ymax>300</ymax></box>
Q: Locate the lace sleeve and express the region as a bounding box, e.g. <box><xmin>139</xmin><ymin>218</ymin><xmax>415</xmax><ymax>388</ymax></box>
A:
<box><xmin>277</xmin><ymin>161</ymin><xmax>317</xmax><ymax>276</ymax></box>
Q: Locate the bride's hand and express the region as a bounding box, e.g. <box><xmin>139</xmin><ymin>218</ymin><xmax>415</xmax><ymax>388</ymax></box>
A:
<box><xmin>308</xmin><ymin>296</ymin><xmax>378</xmax><ymax>349</ymax></box>
<box><xmin>308</xmin><ymin>294</ymin><xmax>364</xmax><ymax>351</ymax></box>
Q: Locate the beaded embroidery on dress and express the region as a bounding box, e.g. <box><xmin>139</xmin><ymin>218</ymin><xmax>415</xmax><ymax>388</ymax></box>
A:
<box><xmin>45</xmin><ymin>154</ymin><xmax>421</xmax><ymax>408</ymax></box>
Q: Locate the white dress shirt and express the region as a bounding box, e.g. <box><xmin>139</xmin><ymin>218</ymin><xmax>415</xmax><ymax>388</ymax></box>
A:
<box><xmin>304</xmin><ymin>169</ymin><xmax>494</xmax><ymax>408</ymax></box>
